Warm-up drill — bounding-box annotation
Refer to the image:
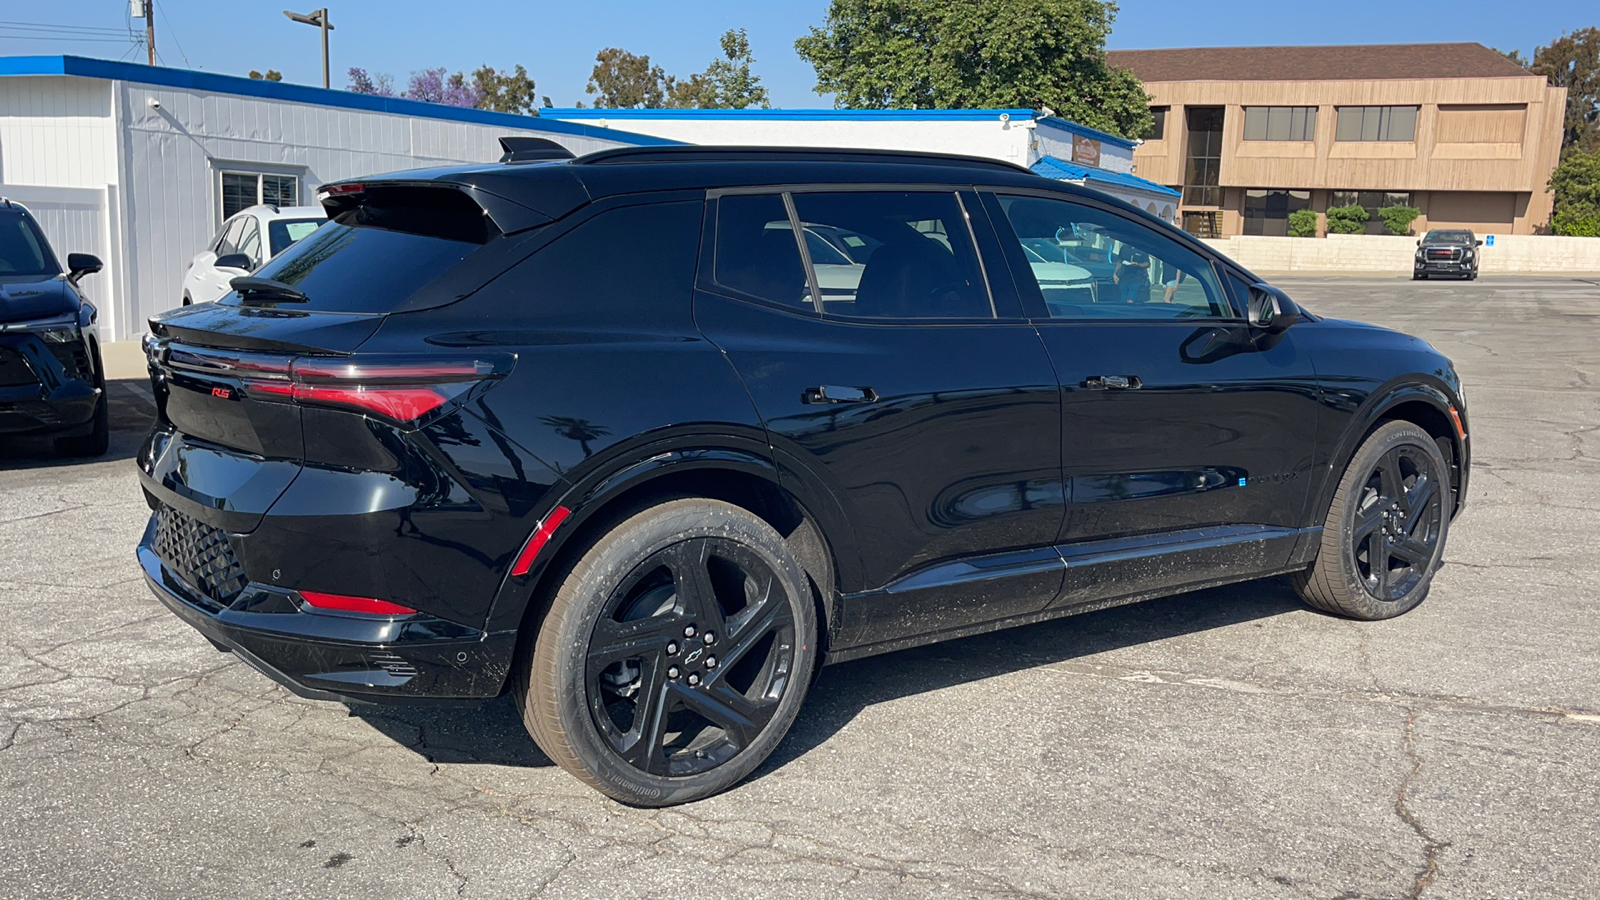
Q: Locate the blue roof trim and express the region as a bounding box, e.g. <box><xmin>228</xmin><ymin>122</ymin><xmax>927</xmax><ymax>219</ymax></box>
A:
<box><xmin>1031</xmin><ymin>156</ymin><xmax>1180</xmax><ymax>198</ymax></box>
<box><xmin>545</xmin><ymin>107</ymin><xmax>1035</xmax><ymax>121</ymax></box>
<box><xmin>0</xmin><ymin>55</ymin><xmax>683</xmax><ymax>146</ymax></box>
<box><xmin>1033</xmin><ymin>116</ymin><xmax>1136</xmax><ymax>150</ymax></box>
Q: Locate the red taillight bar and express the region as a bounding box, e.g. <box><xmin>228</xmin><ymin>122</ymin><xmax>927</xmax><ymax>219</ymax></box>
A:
<box><xmin>237</xmin><ymin>353</ymin><xmax>513</xmax><ymax>424</ymax></box>
<box><xmin>511</xmin><ymin>505</ymin><xmax>572</xmax><ymax>577</ymax></box>
<box><xmin>299</xmin><ymin>590</ymin><xmax>416</xmax><ymax>616</ymax></box>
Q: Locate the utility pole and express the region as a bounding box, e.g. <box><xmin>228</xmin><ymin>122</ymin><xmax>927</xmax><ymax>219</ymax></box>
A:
<box><xmin>284</xmin><ymin>9</ymin><xmax>334</xmax><ymax>89</ymax></box>
<box><xmin>143</xmin><ymin>0</ymin><xmax>155</xmax><ymax>65</ymax></box>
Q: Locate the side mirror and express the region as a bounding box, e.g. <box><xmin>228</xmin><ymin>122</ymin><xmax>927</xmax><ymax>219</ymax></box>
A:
<box><xmin>1475</xmin><ymin>239</ymin><xmax>1484</xmax><ymax>247</ymax></box>
<box><xmin>1247</xmin><ymin>282</ymin><xmax>1301</xmax><ymax>335</ymax></box>
<box><xmin>66</xmin><ymin>252</ymin><xmax>102</xmax><ymax>284</ymax></box>
<box><xmin>1416</xmin><ymin>239</ymin><xmax>1422</xmax><ymax>247</ymax></box>
<box><xmin>214</xmin><ymin>253</ymin><xmax>254</xmax><ymax>272</ymax></box>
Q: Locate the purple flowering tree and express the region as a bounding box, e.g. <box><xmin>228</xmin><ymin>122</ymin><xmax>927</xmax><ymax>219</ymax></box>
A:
<box><xmin>346</xmin><ymin>67</ymin><xmax>396</xmax><ymax>96</ymax></box>
<box><xmin>404</xmin><ymin>67</ymin><xmax>484</xmax><ymax>108</ymax></box>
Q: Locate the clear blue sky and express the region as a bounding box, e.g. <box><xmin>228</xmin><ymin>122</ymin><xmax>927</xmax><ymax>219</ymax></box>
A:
<box><xmin>1</xmin><ymin>1</ymin><xmax>1593</xmax><ymax>108</ymax></box>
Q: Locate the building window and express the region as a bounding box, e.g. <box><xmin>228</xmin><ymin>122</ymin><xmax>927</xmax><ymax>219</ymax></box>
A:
<box><xmin>220</xmin><ymin>171</ymin><xmax>300</xmax><ymax>219</ymax></box>
<box><xmin>1243</xmin><ymin>106</ymin><xmax>1316</xmax><ymax>141</ymax></box>
<box><xmin>1334</xmin><ymin>106</ymin><xmax>1418</xmax><ymax>142</ymax></box>
<box><xmin>1148</xmin><ymin>106</ymin><xmax>1168</xmax><ymax>141</ymax></box>
<box><xmin>1182</xmin><ymin>106</ymin><xmax>1224</xmax><ymax>208</ymax></box>
<box><xmin>1331</xmin><ymin>191</ymin><xmax>1414</xmax><ymax>234</ymax></box>
<box><xmin>1243</xmin><ymin>189</ymin><xmax>1312</xmax><ymax>236</ymax></box>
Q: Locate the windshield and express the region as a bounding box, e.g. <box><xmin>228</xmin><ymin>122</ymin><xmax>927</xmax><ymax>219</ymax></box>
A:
<box><xmin>267</xmin><ymin>218</ymin><xmax>324</xmax><ymax>257</ymax></box>
<box><xmin>1424</xmin><ymin>230</ymin><xmax>1474</xmax><ymax>244</ymax></box>
<box><xmin>0</xmin><ymin>212</ymin><xmax>61</xmax><ymax>278</ymax></box>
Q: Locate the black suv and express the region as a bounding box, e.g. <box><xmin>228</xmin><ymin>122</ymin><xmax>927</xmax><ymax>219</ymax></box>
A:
<box><xmin>1</xmin><ymin>199</ymin><xmax>107</xmax><ymax>456</ymax></box>
<box><xmin>1413</xmin><ymin>229</ymin><xmax>1482</xmax><ymax>280</ymax></box>
<box><xmin>138</xmin><ymin>146</ymin><xmax>1470</xmax><ymax>805</ymax></box>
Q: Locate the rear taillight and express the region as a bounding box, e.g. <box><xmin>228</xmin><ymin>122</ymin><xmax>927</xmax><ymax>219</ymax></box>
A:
<box><xmin>240</xmin><ymin>354</ymin><xmax>512</xmax><ymax>424</ymax></box>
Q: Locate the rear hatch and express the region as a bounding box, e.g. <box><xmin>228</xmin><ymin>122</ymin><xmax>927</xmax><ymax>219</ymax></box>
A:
<box><xmin>142</xmin><ymin>183</ymin><xmax>518</xmax><ymax>533</ymax></box>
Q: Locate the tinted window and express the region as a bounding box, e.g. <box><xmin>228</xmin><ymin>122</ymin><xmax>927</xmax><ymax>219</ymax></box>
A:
<box><xmin>268</xmin><ymin>218</ymin><xmax>323</xmax><ymax>257</ymax></box>
<box><xmin>1424</xmin><ymin>230</ymin><xmax>1474</xmax><ymax>244</ymax></box>
<box><xmin>790</xmin><ymin>191</ymin><xmax>992</xmax><ymax>320</ymax></box>
<box><xmin>0</xmin><ymin>212</ymin><xmax>58</xmax><ymax>277</ymax></box>
<box><xmin>996</xmin><ymin>195</ymin><xmax>1232</xmax><ymax>320</ymax></box>
<box><xmin>216</xmin><ymin>217</ymin><xmax>247</xmax><ymax>256</ymax></box>
<box><xmin>250</xmin><ymin>186</ymin><xmax>487</xmax><ymax>313</ymax></box>
<box><xmin>491</xmin><ymin>200</ymin><xmax>702</xmax><ymax>325</ymax></box>
<box><xmin>712</xmin><ymin>194</ymin><xmax>812</xmax><ymax>309</ymax></box>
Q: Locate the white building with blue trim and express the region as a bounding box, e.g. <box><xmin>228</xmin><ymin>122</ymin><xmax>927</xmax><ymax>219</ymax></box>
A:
<box><xmin>0</xmin><ymin>56</ymin><xmax>668</xmax><ymax>342</ymax></box>
<box><xmin>542</xmin><ymin>108</ymin><xmax>1180</xmax><ymax>223</ymax></box>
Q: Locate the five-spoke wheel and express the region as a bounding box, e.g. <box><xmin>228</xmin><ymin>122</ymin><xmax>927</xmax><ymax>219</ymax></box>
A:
<box><xmin>1295</xmin><ymin>421</ymin><xmax>1451</xmax><ymax>619</ymax></box>
<box><xmin>520</xmin><ymin>498</ymin><xmax>816</xmax><ymax>805</ymax></box>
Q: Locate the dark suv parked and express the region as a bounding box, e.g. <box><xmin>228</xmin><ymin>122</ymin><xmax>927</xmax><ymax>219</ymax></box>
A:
<box><xmin>1413</xmin><ymin>229</ymin><xmax>1482</xmax><ymax>280</ymax></box>
<box><xmin>138</xmin><ymin>146</ymin><xmax>1470</xmax><ymax>805</ymax></box>
<box><xmin>1</xmin><ymin>199</ymin><xmax>107</xmax><ymax>456</ymax></box>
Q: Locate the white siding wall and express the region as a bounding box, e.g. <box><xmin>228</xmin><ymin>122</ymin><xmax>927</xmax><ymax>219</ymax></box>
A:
<box><xmin>547</xmin><ymin>116</ymin><xmax>1033</xmax><ymax>163</ymax></box>
<box><xmin>0</xmin><ymin>76</ymin><xmax>117</xmax><ymax>188</ymax></box>
<box><xmin>110</xmin><ymin>80</ymin><xmax>642</xmax><ymax>341</ymax></box>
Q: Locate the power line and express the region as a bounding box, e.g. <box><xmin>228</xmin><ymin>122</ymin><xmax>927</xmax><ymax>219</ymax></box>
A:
<box><xmin>0</xmin><ymin>33</ymin><xmax>137</xmax><ymax>44</ymax></box>
<box><xmin>153</xmin><ymin>0</ymin><xmax>189</xmax><ymax>67</ymax></box>
<box><xmin>0</xmin><ymin>20</ymin><xmax>130</xmax><ymax>35</ymax></box>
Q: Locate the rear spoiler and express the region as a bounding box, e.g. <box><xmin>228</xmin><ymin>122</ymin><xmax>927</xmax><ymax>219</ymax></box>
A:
<box><xmin>498</xmin><ymin>136</ymin><xmax>576</xmax><ymax>164</ymax></box>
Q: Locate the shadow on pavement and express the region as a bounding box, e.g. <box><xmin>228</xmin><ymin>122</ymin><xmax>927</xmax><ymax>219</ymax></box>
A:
<box><xmin>0</xmin><ymin>378</ymin><xmax>153</xmax><ymax>468</ymax></box>
<box><xmin>348</xmin><ymin>577</ymin><xmax>1304</xmax><ymax>776</ymax></box>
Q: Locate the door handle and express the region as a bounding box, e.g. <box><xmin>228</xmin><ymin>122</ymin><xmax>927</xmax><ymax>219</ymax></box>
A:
<box><xmin>803</xmin><ymin>385</ymin><xmax>879</xmax><ymax>405</ymax></box>
<box><xmin>1084</xmin><ymin>375</ymin><xmax>1141</xmax><ymax>390</ymax></box>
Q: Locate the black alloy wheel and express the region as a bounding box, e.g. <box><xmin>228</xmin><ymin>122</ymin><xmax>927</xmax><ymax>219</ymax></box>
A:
<box><xmin>1294</xmin><ymin>421</ymin><xmax>1451</xmax><ymax>619</ymax></box>
<box><xmin>1347</xmin><ymin>445</ymin><xmax>1444</xmax><ymax>602</ymax></box>
<box><xmin>521</xmin><ymin>498</ymin><xmax>816</xmax><ymax>805</ymax></box>
<box><xmin>587</xmin><ymin>536</ymin><xmax>798</xmax><ymax>778</ymax></box>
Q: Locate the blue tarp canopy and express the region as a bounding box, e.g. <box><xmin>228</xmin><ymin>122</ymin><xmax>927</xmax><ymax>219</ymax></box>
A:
<box><xmin>1031</xmin><ymin>156</ymin><xmax>1180</xmax><ymax>198</ymax></box>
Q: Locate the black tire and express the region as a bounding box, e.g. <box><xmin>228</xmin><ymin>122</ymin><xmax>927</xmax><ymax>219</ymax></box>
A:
<box><xmin>520</xmin><ymin>498</ymin><xmax>818</xmax><ymax>806</ymax></box>
<box><xmin>182</xmin><ymin>294</ymin><xmax>192</xmax><ymax>306</ymax></box>
<box><xmin>55</xmin><ymin>345</ymin><xmax>109</xmax><ymax>458</ymax></box>
<box><xmin>1413</xmin><ymin>273</ymin><xmax>1426</xmax><ymax>280</ymax></box>
<box><xmin>1294</xmin><ymin>421</ymin><xmax>1450</xmax><ymax>619</ymax></box>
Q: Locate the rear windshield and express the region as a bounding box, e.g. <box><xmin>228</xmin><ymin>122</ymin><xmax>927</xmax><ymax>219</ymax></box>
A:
<box><xmin>0</xmin><ymin>212</ymin><xmax>60</xmax><ymax>278</ymax></box>
<box><xmin>267</xmin><ymin>218</ymin><xmax>324</xmax><ymax>257</ymax></box>
<box><xmin>242</xmin><ymin>186</ymin><xmax>489</xmax><ymax>313</ymax></box>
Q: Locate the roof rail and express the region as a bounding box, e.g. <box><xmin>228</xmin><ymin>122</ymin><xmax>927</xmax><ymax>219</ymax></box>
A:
<box><xmin>573</xmin><ymin>145</ymin><xmax>1033</xmax><ymax>174</ymax></box>
<box><xmin>499</xmin><ymin>136</ymin><xmax>577</xmax><ymax>164</ymax></box>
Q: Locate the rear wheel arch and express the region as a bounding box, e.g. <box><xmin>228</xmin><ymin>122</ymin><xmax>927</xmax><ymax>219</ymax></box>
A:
<box><xmin>503</xmin><ymin>455</ymin><xmax>843</xmax><ymax>672</ymax></box>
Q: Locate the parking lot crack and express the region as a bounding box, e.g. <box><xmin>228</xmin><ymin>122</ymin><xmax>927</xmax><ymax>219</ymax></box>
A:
<box><xmin>1394</xmin><ymin>709</ymin><xmax>1449</xmax><ymax>900</ymax></box>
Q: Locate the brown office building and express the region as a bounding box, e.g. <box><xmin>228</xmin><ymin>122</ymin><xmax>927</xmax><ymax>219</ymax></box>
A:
<box><xmin>1107</xmin><ymin>43</ymin><xmax>1568</xmax><ymax>238</ymax></box>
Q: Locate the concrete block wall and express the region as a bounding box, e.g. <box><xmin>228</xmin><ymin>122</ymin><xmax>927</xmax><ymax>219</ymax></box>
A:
<box><xmin>1202</xmin><ymin>233</ymin><xmax>1600</xmax><ymax>275</ymax></box>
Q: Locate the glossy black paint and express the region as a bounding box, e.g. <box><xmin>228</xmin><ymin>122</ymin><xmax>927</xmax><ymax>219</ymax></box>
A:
<box><xmin>138</xmin><ymin>148</ymin><xmax>1469</xmax><ymax>705</ymax></box>
<box><xmin>0</xmin><ymin>205</ymin><xmax>104</xmax><ymax>439</ymax></box>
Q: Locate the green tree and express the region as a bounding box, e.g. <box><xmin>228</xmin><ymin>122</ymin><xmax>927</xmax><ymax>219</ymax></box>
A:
<box><xmin>794</xmin><ymin>0</ymin><xmax>1152</xmax><ymax>139</ymax></box>
<box><xmin>473</xmin><ymin>64</ymin><xmax>538</xmax><ymax>115</ymax></box>
<box><xmin>1378</xmin><ymin>204</ymin><xmax>1422</xmax><ymax>236</ymax></box>
<box><xmin>248</xmin><ymin>69</ymin><xmax>283</xmax><ymax>81</ymax></box>
<box><xmin>1529</xmin><ymin>27</ymin><xmax>1600</xmax><ymax>152</ymax></box>
<box><xmin>698</xmin><ymin>28</ymin><xmax>770</xmax><ymax>109</ymax></box>
<box><xmin>586</xmin><ymin>47</ymin><xmax>669</xmax><ymax>108</ymax></box>
<box><xmin>1287</xmin><ymin>208</ymin><xmax>1318</xmax><ymax>238</ymax></box>
<box><xmin>1324</xmin><ymin>204</ymin><xmax>1370</xmax><ymax>235</ymax></box>
<box><xmin>1548</xmin><ymin>147</ymin><xmax>1600</xmax><ymax>236</ymax></box>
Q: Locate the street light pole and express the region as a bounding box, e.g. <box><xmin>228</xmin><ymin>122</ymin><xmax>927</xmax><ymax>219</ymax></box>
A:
<box><xmin>283</xmin><ymin>9</ymin><xmax>334</xmax><ymax>89</ymax></box>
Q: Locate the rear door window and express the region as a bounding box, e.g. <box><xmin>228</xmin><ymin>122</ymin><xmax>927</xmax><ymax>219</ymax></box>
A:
<box><xmin>248</xmin><ymin>185</ymin><xmax>490</xmax><ymax>313</ymax></box>
<box><xmin>790</xmin><ymin>191</ymin><xmax>993</xmax><ymax>320</ymax></box>
<box><xmin>710</xmin><ymin>194</ymin><xmax>814</xmax><ymax>310</ymax></box>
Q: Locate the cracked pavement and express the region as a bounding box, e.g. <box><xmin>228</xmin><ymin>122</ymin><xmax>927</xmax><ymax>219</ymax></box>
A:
<box><xmin>3</xmin><ymin>275</ymin><xmax>1598</xmax><ymax>899</ymax></box>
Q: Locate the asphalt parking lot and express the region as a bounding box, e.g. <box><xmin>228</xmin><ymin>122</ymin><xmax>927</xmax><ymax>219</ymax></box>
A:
<box><xmin>3</xmin><ymin>274</ymin><xmax>1598</xmax><ymax>900</ymax></box>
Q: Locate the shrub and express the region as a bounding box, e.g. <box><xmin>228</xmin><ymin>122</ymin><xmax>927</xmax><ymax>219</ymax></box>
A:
<box><xmin>1324</xmin><ymin>204</ymin><xmax>1369</xmax><ymax>235</ymax></box>
<box><xmin>1378</xmin><ymin>205</ymin><xmax>1422</xmax><ymax>235</ymax></box>
<box><xmin>1548</xmin><ymin>148</ymin><xmax>1600</xmax><ymax>237</ymax></box>
<box><xmin>1287</xmin><ymin>208</ymin><xmax>1318</xmax><ymax>237</ymax></box>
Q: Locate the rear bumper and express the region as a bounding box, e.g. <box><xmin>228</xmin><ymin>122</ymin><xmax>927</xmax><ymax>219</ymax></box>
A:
<box><xmin>138</xmin><ymin>516</ymin><xmax>517</xmax><ymax>705</ymax></box>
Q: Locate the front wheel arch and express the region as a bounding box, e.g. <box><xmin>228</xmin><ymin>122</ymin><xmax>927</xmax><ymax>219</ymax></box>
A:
<box><xmin>1313</xmin><ymin>387</ymin><xmax>1466</xmax><ymax>529</ymax></box>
